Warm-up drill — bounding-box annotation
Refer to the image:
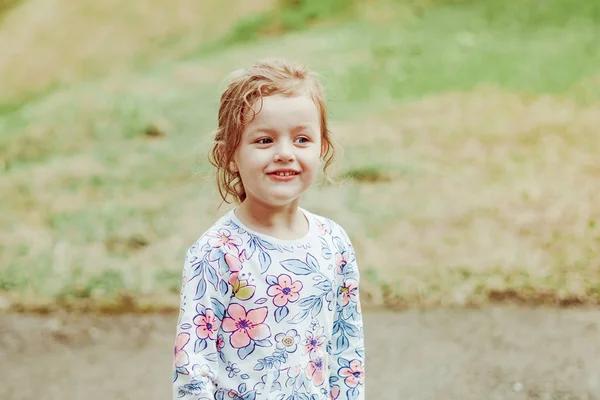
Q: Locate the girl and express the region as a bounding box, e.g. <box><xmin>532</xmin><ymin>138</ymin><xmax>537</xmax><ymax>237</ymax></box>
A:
<box><xmin>173</xmin><ymin>59</ymin><xmax>365</xmax><ymax>400</ymax></box>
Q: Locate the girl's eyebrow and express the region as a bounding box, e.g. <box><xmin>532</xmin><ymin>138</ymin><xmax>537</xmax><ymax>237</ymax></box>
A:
<box><xmin>291</xmin><ymin>125</ymin><xmax>313</xmax><ymax>133</ymax></box>
<box><xmin>249</xmin><ymin>127</ymin><xmax>277</xmax><ymax>135</ymax></box>
<box><xmin>250</xmin><ymin>125</ymin><xmax>313</xmax><ymax>135</ymax></box>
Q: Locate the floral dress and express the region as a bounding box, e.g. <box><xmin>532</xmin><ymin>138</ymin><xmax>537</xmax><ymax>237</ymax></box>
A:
<box><xmin>173</xmin><ymin>208</ymin><xmax>365</xmax><ymax>400</ymax></box>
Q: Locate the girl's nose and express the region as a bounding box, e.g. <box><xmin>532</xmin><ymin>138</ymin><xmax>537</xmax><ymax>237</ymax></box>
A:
<box><xmin>273</xmin><ymin>143</ymin><xmax>295</xmax><ymax>163</ymax></box>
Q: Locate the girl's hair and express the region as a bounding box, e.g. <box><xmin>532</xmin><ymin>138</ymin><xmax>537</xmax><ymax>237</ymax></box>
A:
<box><xmin>209</xmin><ymin>58</ymin><xmax>335</xmax><ymax>204</ymax></box>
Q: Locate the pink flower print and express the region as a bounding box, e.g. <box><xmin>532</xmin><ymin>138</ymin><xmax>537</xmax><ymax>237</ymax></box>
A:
<box><xmin>193</xmin><ymin>309</ymin><xmax>219</xmax><ymax>340</ymax></box>
<box><xmin>225</xmin><ymin>253</ymin><xmax>243</xmax><ymax>278</ymax></box>
<box><xmin>207</xmin><ymin>229</ymin><xmax>242</xmax><ymax>251</ymax></box>
<box><xmin>330</xmin><ymin>385</ymin><xmax>340</xmax><ymax>400</ymax></box>
<box><xmin>335</xmin><ymin>251</ymin><xmax>349</xmax><ymax>274</ymax></box>
<box><xmin>338</xmin><ymin>278</ymin><xmax>359</xmax><ymax>307</ymax></box>
<box><xmin>305</xmin><ymin>357</ymin><xmax>326</xmax><ymax>386</ymax></box>
<box><xmin>302</xmin><ymin>327</ymin><xmax>326</xmax><ymax>358</ymax></box>
<box><xmin>317</xmin><ymin>221</ymin><xmax>331</xmax><ymax>235</ymax></box>
<box><xmin>173</xmin><ymin>333</ymin><xmax>190</xmax><ymax>380</ymax></box>
<box><xmin>216</xmin><ymin>334</ymin><xmax>225</xmax><ymax>352</ymax></box>
<box><xmin>222</xmin><ymin>304</ymin><xmax>271</xmax><ymax>348</ymax></box>
<box><xmin>339</xmin><ymin>359</ymin><xmax>365</xmax><ymax>388</ymax></box>
<box><xmin>267</xmin><ymin>274</ymin><xmax>303</xmax><ymax>307</ymax></box>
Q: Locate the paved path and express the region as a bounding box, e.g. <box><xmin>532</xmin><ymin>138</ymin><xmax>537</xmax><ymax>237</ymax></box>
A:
<box><xmin>1</xmin><ymin>306</ymin><xmax>598</xmax><ymax>400</ymax></box>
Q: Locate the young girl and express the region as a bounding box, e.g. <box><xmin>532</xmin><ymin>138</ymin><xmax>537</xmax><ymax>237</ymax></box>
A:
<box><xmin>173</xmin><ymin>59</ymin><xmax>365</xmax><ymax>400</ymax></box>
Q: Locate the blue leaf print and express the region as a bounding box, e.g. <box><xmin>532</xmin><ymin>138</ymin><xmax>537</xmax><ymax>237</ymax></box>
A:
<box><xmin>195</xmin><ymin>303</ymin><xmax>206</xmax><ymax>316</ymax></box>
<box><xmin>319</xmin><ymin>238</ymin><xmax>332</xmax><ymax>259</ymax></box>
<box><xmin>239</xmin><ymin>383</ymin><xmax>247</xmax><ymax>393</ymax></box>
<box><xmin>311</xmin><ymin>297</ymin><xmax>323</xmax><ymax>318</ymax></box>
<box><xmin>275</xmin><ymin>305</ymin><xmax>289</xmax><ymax>322</ymax></box>
<box><xmin>238</xmin><ymin>341</ymin><xmax>256</xmax><ymax>360</ymax></box>
<box><xmin>218</xmin><ymin>254</ymin><xmax>229</xmax><ymax>275</ymax></box>
<box><xmin>216</xmin><ymin>391</ymin><xmax>225</xmax><ymax>400</ymax></box>
<box><xmin>306</xmin><ymin>253</ymin><xmax>319</xmax><ymax>272</ymax></box>
<box><xmin>259</xmin><ymin>250</ymin><xmax>271</xmax><ymax>274</ymax></box>
<box><xmin>314</xmin><ymin>280</ymin><xmax>331</xmax><ymax>292</ymax></box>
<box><xmin>333</xmin><ymin>237</ymin><xmax>345</xmax><ymax>253</ymax></box>
<box><xmin>285</xmin><ymin>377</ymin><xmax>295</xmax><ymax>388</ymax></box>
<box><xmin>254</xmin><ymin>339</ymin><xmax>272</xmax><ymax>347</ymax></box>
<box><xmin>332</xmin><ymin>319</ymin><xmax>341</xmax><ymax>335</ymax></box>
<box><xmin>348</xmin><ymin>387</ymin><xmax>359</xmax><ymax>400</ymax></box>
<box><xmin>201</xmin><ymin>243</ymin><xmax>211</xmax><ymax>253</ymax></box>
<box><xmin>211</xmin><ymin>298</ymin><xmax>226</xmax><ymax>320</ymax></box>
<box><xmin>194</xmin><ymin>278</ymin><xmax>207</xmax><ymax>300</ymax></box>
<box><xmin>210</xmin><ymin>248</ymin><xmax>224</xmax><ymax>263</ymax></box>
<box><xmin>311</xmin><ymin>395</ymin><xmax>319</xmax><ymax>400</ymax></box>
<box><xmin>247</xmin><ymin>238</ymin><xmax>257</xmax><ymax>258</ymax></box>
<box><xmin>205</xmin><ymin>352</ymin><xmax>218</xmax><ymax>363</ymax></box>
<box><xmin>344</xmin><ymin>320</ymin><xmax>360</xmax><ymax>338</ymax></box>
<box><xmin>335</xmin><ymin>334</ymin><xmax>350</xmax><ymax>355</ymax></box>
<box><xmin>298</xmin><ymin>295</ymin><xmax>318</xmax><ymax>308</ymax></box>
<box><xmin>219</xmin><ymin>279</ymin><xmax>229</xmax><ymax>296</ymax></box>
<box><xmin>289</xmin><ymin>307</ymin><xmax>311</xmax><ymax>324</ymax></box>
<box><xmin>356</xmin><ymin>345</ymin><xmax>365</xmax><ymax>358</ymax></box>
<box><xmin>330</xmin><ymin>376</ymin><xmax>340</xmax><ymax>383</ymax></box>
<box><xmin>190</xmin><ymin>260</ymin><xmax>204</xmax><ymax>281</ymax></box>
<box><xmin>206</xmin><ymin>263</ymin><xmax>219</xmax><ymax>290</ymax></box>
<box><xmin>266</xmin><ymin>275</ymin><xmax>278</xmax><ymax>286</ymax></box>
<box><xmin>337</xmin><ymin>357</ymin><xmax>351</xmax><ymax>369</ymax></box>
<box><xmin>175</xmin><ymin>366</ymin><xmax>188</xmax><ymax>379</ymax></box>
<box><xmin>180</xmin><ymin>323</ymin><xmax>192</xmax><ymax>330</ymax></box>
<box><xmin>280</xmin><ymin>259</ymin><xmax>313</xmax><ymax>275</ymax></box>
<box><xmin>254</xmin><ymin>360</ymin><xmax>266</xmax><ymax>371</ymax></box>
<box><xmin>257</xmin><ymin>237</ymin><xmax>278</xmax><ymax>251</ymax></box>
<box><xmin>194</xmin><ymin>338</ymin><xmax>207</xmax><ymax>353</ymax></box>
<box><xmin>241</xmin><ymin>374</ymin><xmax>250</xmax><ymax>380</ymax></box>
<box><xmin>243</xmin><ymin>392</ymin><xmax>257</xmax><ymax>400</ymax></box>
<box><xmin>254</xmin><ymin>297</ymin><xmax>268</xmax><ymax>305</ymax></box>
<box><xmin>275</xmin><ymin>395</ymin><xmax>286</xmax><ymax>400</ymax></box>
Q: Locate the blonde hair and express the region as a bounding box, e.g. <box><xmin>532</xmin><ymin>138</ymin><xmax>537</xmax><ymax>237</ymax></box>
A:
<box><xmin>209</xmin><ymin>58</ymin><xmax>335</xmax><ymax>204</ymax></box>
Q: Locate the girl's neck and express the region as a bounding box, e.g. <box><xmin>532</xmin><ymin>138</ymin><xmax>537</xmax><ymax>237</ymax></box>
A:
<box><xmin>234</xmin><ymin>198</ymin><xmax>308</xmax><ymax>241</ymax></box>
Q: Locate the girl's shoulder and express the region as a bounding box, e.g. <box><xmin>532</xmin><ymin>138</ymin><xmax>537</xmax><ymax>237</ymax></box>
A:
<box><xmin>301</xmin><ymin>208</ymin><xmax>353</xmax><ymax>246</ymax></box>
<box><xmin>184</xmin><ymin>210</ymin><xmax>241</xmax><ymax>256</ymax></box>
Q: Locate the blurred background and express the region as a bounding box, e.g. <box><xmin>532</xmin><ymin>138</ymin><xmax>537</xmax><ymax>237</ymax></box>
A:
<box><xmin>1</xmin><ymin>0</ymin><xmax>599</xmax><ymax>399</ymax></box>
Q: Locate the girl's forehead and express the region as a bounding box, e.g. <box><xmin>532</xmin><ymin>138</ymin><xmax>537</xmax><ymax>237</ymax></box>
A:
<box><xmin>246</xmin><ymin>94</ymin><xmax>320</xmax><ymax>125</ymax></box>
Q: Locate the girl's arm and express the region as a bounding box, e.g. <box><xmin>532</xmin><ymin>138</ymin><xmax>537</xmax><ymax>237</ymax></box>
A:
<box><xmin>329</xmin><ymin>233</ymin><xmax>366</xmax><ymax>400</ymax></box>
<box><xmin>173</xmin><ymin>241</ymin><xmax>231</xmax><ymax>400</ymax></box>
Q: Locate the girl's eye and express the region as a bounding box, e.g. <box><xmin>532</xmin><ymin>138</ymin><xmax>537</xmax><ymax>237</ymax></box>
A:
<box><xmin>296</xmin><ymin>136</ymin><xmax>310</xmax><ymax>144</ymax></box>
<box><xmin>256</xmin><ymin>138</ymin><xmax>272</xmax><ymax>144</ymax></box>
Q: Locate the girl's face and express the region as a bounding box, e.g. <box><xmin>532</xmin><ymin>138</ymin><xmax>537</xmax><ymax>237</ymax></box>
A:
<box><xmin>233</xmin><ymin>93</ymin><xmax>322</xmax><ymax>208</ymax></box>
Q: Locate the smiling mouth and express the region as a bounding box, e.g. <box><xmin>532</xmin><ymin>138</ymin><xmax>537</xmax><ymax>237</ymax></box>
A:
<box><xmin>269</xmin><ymin>171</ymin><xmax>299</xmax><ymax>177</ymax></box>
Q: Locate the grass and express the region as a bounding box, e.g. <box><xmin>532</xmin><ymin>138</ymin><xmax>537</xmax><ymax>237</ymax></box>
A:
<box><xmin>1</xmin><ymin>0</ymin><xmax>600</xmax><ymax>312</ymax></box>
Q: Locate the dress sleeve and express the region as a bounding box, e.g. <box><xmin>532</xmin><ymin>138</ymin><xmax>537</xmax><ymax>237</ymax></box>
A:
<box><xmin>173</xmin><ymin>240</ymin><xmax>231</xmax><ymax>400</ymax></box>
<box><xmin>328</xmin><ymin>231</ymin><xmax>366</xmax><ymax>400</ymax></box>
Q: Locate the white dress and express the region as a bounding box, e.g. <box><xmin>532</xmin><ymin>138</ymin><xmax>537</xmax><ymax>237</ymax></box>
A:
<box><xmin>173</xmin><ymin>208</ymin><xmax>365</xmax><ymax>400</ymax></box>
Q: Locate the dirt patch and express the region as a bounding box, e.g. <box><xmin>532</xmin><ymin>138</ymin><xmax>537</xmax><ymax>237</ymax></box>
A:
<box><xmin>1</xmin><ymin>306</ymin><xmax>598</xmax><ymax>400</ymax></box>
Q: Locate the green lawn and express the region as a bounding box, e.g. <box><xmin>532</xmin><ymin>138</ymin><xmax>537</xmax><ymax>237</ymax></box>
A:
<box><xmin>1</xmin><ymin>0</ymin><xmax>599</xmax><ymax>311</ymax></box>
